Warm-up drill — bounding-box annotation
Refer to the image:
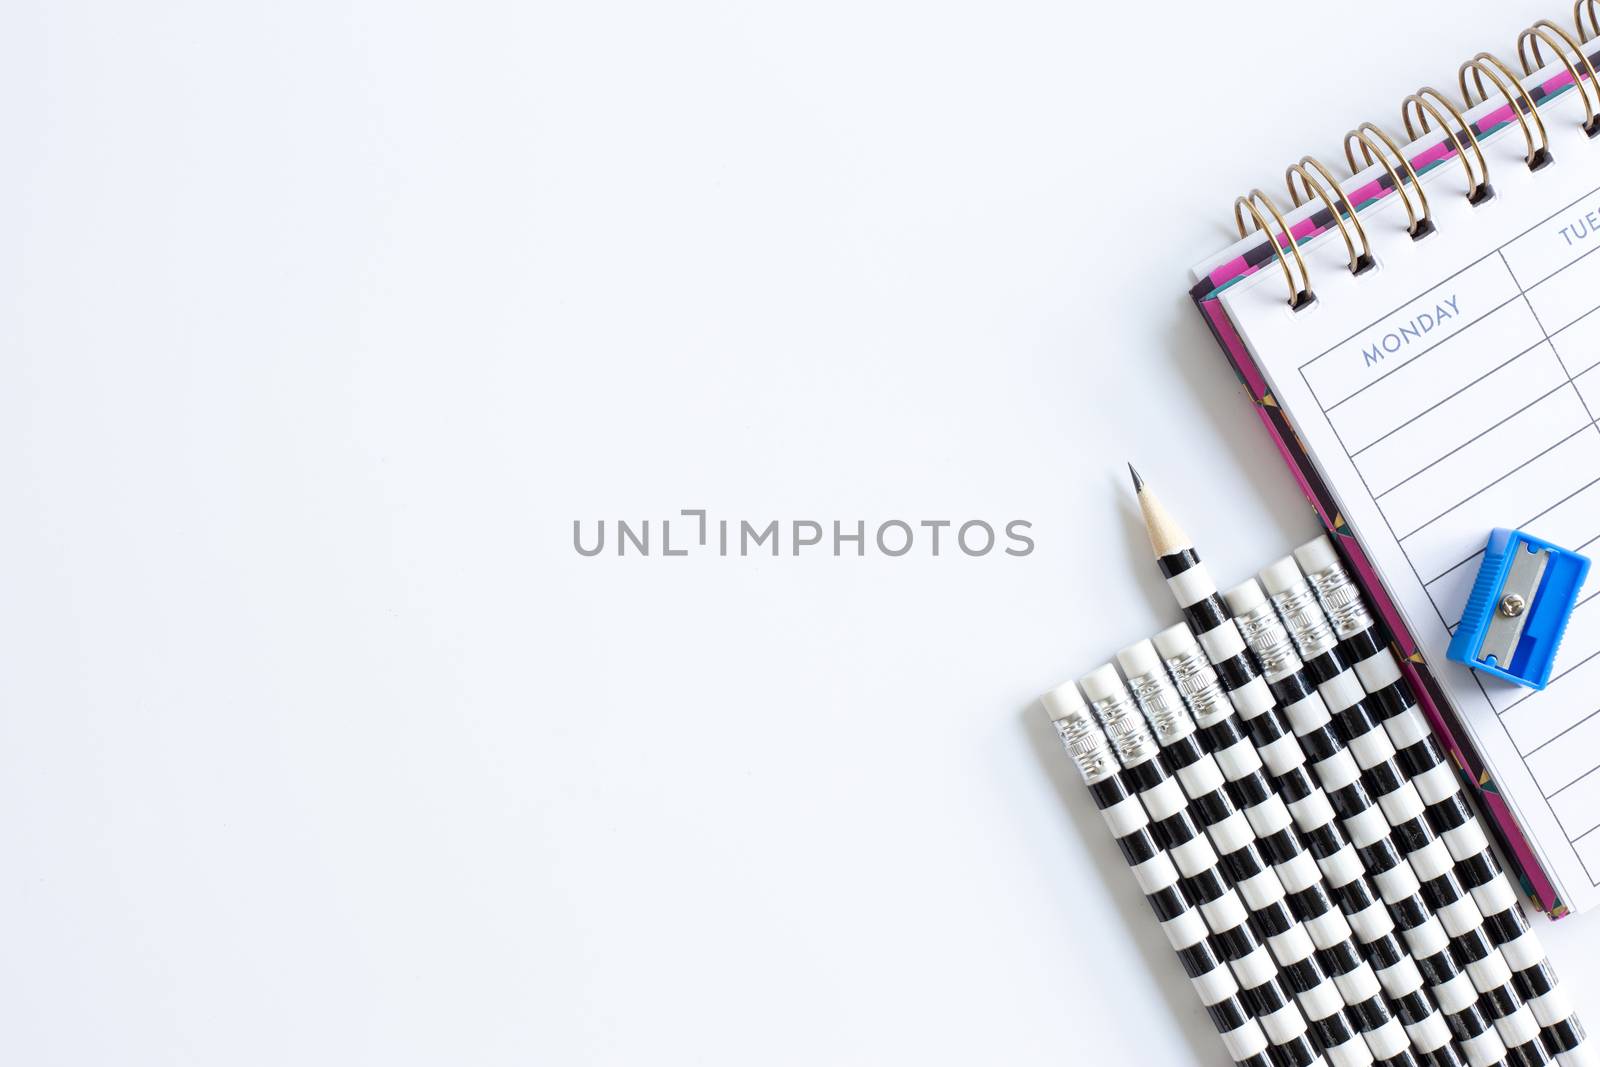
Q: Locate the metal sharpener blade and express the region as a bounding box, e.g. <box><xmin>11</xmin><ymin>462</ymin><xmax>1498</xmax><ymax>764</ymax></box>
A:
<box><xmin>1478</xmin><ymin>544</ymin><xmax>1548</xmax><ymax>668</ymax></box>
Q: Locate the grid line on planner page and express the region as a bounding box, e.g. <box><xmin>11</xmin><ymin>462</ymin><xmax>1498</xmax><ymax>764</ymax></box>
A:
<box><xmin>1292</xmin><ymin>190</ymin><xmax>1600</xmax><ymax>886</ymax></box>
<box><xmin>1436</xmin><ymin>507</ymin><xmax>1600</xmax><ymax>604</ymax></box>
<box><xmin>1359</xmin><ymin>357</ymin><xmax>1562</xmax><ymax>479</ymax></box>
<box><xmin>1500</xmin><ymin>247</ymin><xmax>1600</xmax><ymax>428</ymax></box>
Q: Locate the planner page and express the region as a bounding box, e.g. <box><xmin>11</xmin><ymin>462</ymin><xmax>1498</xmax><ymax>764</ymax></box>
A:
<box><xmin>1208</xmin><ymin>84</ymin><xmax>1600</xmax><ymax>913</ymax></box>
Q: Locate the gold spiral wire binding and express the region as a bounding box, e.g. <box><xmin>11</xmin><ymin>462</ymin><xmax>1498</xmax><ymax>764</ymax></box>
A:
<box><xmin>1578</xmin><ymin>0</ymin><xmax>1600</xmax><ymax>42</ymax></box>
<box><xmin>1518</xmin><ymin>19</ymin><xmax>1600</xmax><ymax>136</ymax></box>
<box><xmin>1234</xmin><ymin>189</ymin><xmax>1315</xmax><ymax>309</ymax></box>
<box><xmin>1285</xmin><ymin>157</ymin><xmax>1374</xmax><ymax>275</ymax></box>
<box><xmin>1344</xmin><ymin>122</ymin><xmax>1434</xmax><ymax>239</ymax></box>
<box><xmin>1221</xmin><ymin>23</ymin><xmax>1588</xmax><ymax>306</ymax></box>
<box><xmin>1460</xmin><ymin>52</ymin><xmax>1553</xmax><ymax>168</ymax></box>
<box><xmin>1402</xmin><ymin>88</ymin><xmax>1495</xmax><ymax>203</ymax></box>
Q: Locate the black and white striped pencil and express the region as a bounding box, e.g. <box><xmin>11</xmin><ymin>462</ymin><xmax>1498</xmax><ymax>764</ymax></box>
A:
<box><xmin>1150</xmin><ymin>622</ymin><xmax>1468</xmax><ymax>1067</ymax></box>
<box><xmin>1254</xmin><ymin>559</ymin><xmax>1548</xmax><ymax>1067</ymax></box>
<box><xmin>1220</xmin><ymin>578</ymin><xmax>1508</xmax><ymax>1067</ymax></box>
<box><xmin>1129</xmin><ymin>469</ymin><xmax>1491</xmax><ymax>1067</ymax></box>
<box><xmin>1076</xmin><ymin>665</ymin><xmax>1328</xmax><ymax>1067</ymax></box>
<box><xmin>1041</xmin><ymin>680</ymin><xmax>1275</xmax><ymax>1067</ymax></box>
<box><xmin>1113</xmin><ymin>640</ymin><xmax>1398</xmax><ymax>1067</ymax></box>
<box><xmin>1290</xmin><ymin>537</ymin><xmax>1589</xmax><ymax>1066</ymax></box>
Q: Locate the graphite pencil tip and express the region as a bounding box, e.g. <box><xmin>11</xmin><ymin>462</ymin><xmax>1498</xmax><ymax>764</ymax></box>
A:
<box><xmin>1128</xmin><ymin>463</ymin><xmax>1144</xmax><ymax>493</ymax></box>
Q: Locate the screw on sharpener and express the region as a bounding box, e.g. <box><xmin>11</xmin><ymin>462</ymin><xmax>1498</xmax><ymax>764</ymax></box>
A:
<box><xmin>1446</xmin><ymin>528</ymin><xmax>1591</xmax><ymax>690</ymax></box>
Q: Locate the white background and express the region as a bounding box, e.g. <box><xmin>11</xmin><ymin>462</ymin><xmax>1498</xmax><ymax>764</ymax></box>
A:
<box><xmin>6</xmin><ymin>1</ymin><xmax>1596</xmax><ymax>1064</ymax></box>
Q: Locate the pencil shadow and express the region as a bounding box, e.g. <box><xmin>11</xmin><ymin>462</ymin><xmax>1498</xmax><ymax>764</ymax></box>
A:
<box><xmin>1160</xmin><ymin>291</ymin><xmax>1325</xmax><ymax>563</ymax></box>
<box><xmin>1102</xmin><ymin>293</ymin><xmax>1321</xmax><ymax>633</ymax></box>
<box><xmin>1021</xmin><ymin>700</ymin><xmax>1224</xmax><ymax>1065</ymax></box>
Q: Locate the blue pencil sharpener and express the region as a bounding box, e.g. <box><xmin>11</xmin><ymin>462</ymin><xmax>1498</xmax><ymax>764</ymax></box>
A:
<box><xmin>1447</xmin><ymin>529</ymin><xmax>1591</xmax><ymax>690</ymax></box>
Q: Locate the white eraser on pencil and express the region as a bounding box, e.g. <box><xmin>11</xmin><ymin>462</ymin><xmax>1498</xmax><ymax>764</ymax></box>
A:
<box><xmin>1152</xmin><ymin>622</ymin><xmax>1198</xmax><ymax>660</ymax></box>
<box><xmin>1078</xmin><ymin>663</ymin><xmax>1124</xmax><ymax>704</ymax></box>
<box><xmin>1116</xmin><ymin>640</ymin><xmax>1162</xmax><ymax>680</ymax></box>
<box><xmin>1223</xmin><ymin>578</ymin><xmax>1267</xmax><ymax>617</ymax></box>
<box><xmin>1294</xmin><ymin>535</ymin><xmax>1339</xmax><ymax>575</ymax></box>
<box><xmin>1259</xmin><ymin>556</ymin><xmax>1304</xmax><ymax>596</ymax></box>
<box><xmin>1040</xmin><ymin>681</ymin><xmax>1086</xmax><ymax>722</ymax></box>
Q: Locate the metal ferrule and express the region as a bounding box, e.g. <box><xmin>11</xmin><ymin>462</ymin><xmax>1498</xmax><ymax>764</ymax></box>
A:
<box><xmin>1161</xmin><ymin>646</ymin><xmax>1232</xmax><ymax>728</ymax></box>
<box><xmin>1304</xmin><ymin>560</ymin><xmax>1375</xmax><ymax>641</ymax></box>
<box><xmin>1050</xmin><ymin>710</ymin><xmax>1119</xmax><ymax>785</ymax></box>
<box><xmin>1268</xmin><ymin>580</ymin><xmax>1338</xmax><ymax>661</ymax></box>
<box><xmin>1233</xmin><ymin>599</ymin><xmax>1303</xmax><ymax>682</ymax></box>
<box><xmin>1126</xmin><ymin>669</ymin><xmax>1197</xmax><ymax>747</ymax></box>
<box><xmin>1090</xmin><ymin>689</ymin><xmax>1161</xmax><ymax>768</ymax></box>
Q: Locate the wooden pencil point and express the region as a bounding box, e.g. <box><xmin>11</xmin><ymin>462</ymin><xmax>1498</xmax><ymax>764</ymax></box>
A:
<box><xmin>1133</xmin><ymin>477</ymin><xmax>1191</xmax><ymax>559</ymax></box>
<box><xmin>1127</xmin><ymin>463</ymin><xmax>1144</xmax><ymax>493</ymax></box>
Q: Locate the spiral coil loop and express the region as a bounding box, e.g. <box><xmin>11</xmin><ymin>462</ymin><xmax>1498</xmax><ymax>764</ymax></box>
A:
<box><xmin>1285</xmin><ymin>156</ymin><xmax>1374</xmax><ymax>275</ymax></box>
<box><xmin>1461</xmin><ymin>52</ymin><xmax>1554</xmax><ymax>168</ymax></box>
<box><xmin>1577</xmin><ymin>0</ymin><xmax>1600</xmax><ymax>42</ymax></box>
<box><xmin>1401</xmin><ymin>87</ymin><xmax>1495</xmax><ymax>203</ymax></box>
<box><xmin>1234</xmin><ymin>189</ymin><xmax>1315</xmax><ymax>309</ymax></box>
<box><xmin>1221</xmin><ymin>13</ymin><xmax>1586</xmax><ymax>312</ymax></box>
<box><xmin>1345</xmin><ymin>122</ymin><xmax>1434</xmax><ymax>239</ymax></box>
<box><xmin>1518</xmin><ymin>20</ymin><xmax>1600</xmax><ymax>136</ymax></box>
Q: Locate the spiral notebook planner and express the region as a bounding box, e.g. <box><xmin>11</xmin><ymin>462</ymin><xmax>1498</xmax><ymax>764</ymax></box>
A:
<box><xmin>1189</xmin><ymin>7</ymin><xmax>1600</xmax><ymax>918</ymax></box>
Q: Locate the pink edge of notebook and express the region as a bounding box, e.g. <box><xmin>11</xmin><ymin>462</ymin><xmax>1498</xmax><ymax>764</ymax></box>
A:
<box><xmin>1197</xmin><ymin>296</ymin><xmax>1567</xmax><ymax>918</ymax></box>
